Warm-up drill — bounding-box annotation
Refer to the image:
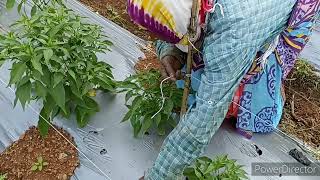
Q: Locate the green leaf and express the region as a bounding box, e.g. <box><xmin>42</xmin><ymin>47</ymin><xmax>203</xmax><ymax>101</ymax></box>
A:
<box><xmin>121</xmin><ymin>110</ymin><xmax>132</xmax><ymax>122</ymax></box>
<box><xmin>0</xmin><ymin>59</ymin><xmax>5</xmax><ymax>67</ymax></box>
<box><xmin>75</xmin><ymin>106</ymin><xmax>91</xmax><ymax>127</ymax></box>
<box><xmin>195</xmin><ymin>168</ymin><xmax>203</xmax><ymax>178</ymax></box>
<box><xmin>38</xmin><ymin>96</ymin><xmax>56</xmax><ymax>137</ymax></box>
<box><xmin>17</xmin><ymin>1</ymin><xmax>23</xmax><ymax>13</ymax></box>
<box><xmin>48</xmin><ymin>23</ymin><xmax>64</xmax><ymax>37</ymax></box>
<box><xmin>168</xmin><ymin>116</ymin><xmax>177</xmax><ymax>128</ymax></box>
<box><xmin>31</xmin><ymin>5</ymin><xmax>37</xmax><ymax>16</ymax></box>
<box><xmin>204</xmin><ymin>163</ymin><xmax>217</xmax><ymax>175</ymax></box>
<box><xmin>49</xmin><ymin>82</ymin><xmax>65</xmax><ymax>112</ymax></box>
<box><xmin>164</xmin><ymin>99</ymin><xmax>174</xmax><ymax>114</ymax></box>
<box><xmin>155</xmin><ymin>113</ymin><xmax>161</xmax><ymax>126</ymax></box>
<box><xmin>183</xmin><ymin>168</ymin><xmax>197</xmax><ymax>179</ymax></box>
<box><xmin>157</xmin><ymin>124</ymin><xmax>165</xmax><ymax>136</ymax></box>
<box><xmin>60</xmin><ymin>105</ymin><xmax>71</xmax><ymax>118</ymax></box>
<box><xmin>31</xmin><ymin>165</ymin><xmax>38</xmax><ymax>171</ymax></box>
<box><xmin>31</xmin><ymin>54</ymin><xmax>43</xmax><ymax>75</ymax></box>
<box><xmin>133</xmin><ymin>121</ymin><xmax>142</xmax><ymax>137</ymax></box>
<box><xmin>96</xmin><ymin>75</ymin><xmax>114</xmax><ymax>91</ymax></box>
<box><xmin>43</xmin><ymin>49</ymin><xmax>53</xmax><ymax>62</ymax></box>
<box><xmin>125</xmin><ymin>91</ymin><xmax>134</xmax><ymax>102</ymax></box>
<box><xmin>9</xmin><ymin>62</ymin><xmax>26</xmax><ymax>85</ymax></box>
<box><xmin>6</xmin><ymin>0</ymin><xmax>15</xmax><ymax>10</ymax></box>
<box><xmin>141</xmin><ymin>116</ymin><xmax>152</xmax><ymax>135</ymax></box>
<box><xmin>43</xmin><ymin>162</ymin><xmax>49</xmax><ymax>166</ymax></box>
<box><xmin>82</xmin><ymin>96</ymin><xmax>99</xmax><ymax>111</ymax></box>
<box><xmin>38</xmin><ymin>165</ymin><xmax>43</xmax><ymax>171</ymax></box>
<box><xmin>82</xmin><ymin>83</ymin><xmax>93</xmax><ymax>96</ymax></box>
<box><xmin>35</xmin><ymin>81</ymin><xmax>47</xmax><ymax>99</ymax></box>
<box><xmin>131</xmin><ymin>96</ymin><xmax>143</xmax><ymax>112</ymax></box>
<box><xmin>69</xmin><ymin>79</ymin><xmax>81</xmax><ymax>98</ymax></box>
<box><xmin>38</xmin><ymin>156</ymin><xmax>43</xmax><ymax>163</ymax></box>
<box><xmin>59</xmin><ymin>47</ymin><xmax>70</xmax><ymax>58</ymax></box>
<box><xmin>15</xmin><ymin>80</ymin><xmax>31</xmax><ymax>109</ymax></box>
<box><xmin>68</xmin><ymin>70</ymin><xmax>76</xmax><ymax>81</ymax></box>
<box><xmin>53</xmin><ymin>73</ymin><xmax>64</xmax><ymax>88</ymax></box>
<box><xmin>119</xmin><ymin>81</ymin><xmax>138</xmax><ymax>89</ymax></box>
<box><xmin>198</xmin><ymin>156</ymin><xmax>212</xmax><ymax>163</ymax></box>
<box><xmin>41</xmin><ymin>67</ymin><xmax>51</xmax><ymax>88</ymax></box>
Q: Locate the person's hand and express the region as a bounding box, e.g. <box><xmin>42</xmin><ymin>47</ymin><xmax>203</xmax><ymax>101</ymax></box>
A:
<box><xmin>160</xmin><ymin>55</ymin><xmax>183</xmax><ymax>81</ymax></box>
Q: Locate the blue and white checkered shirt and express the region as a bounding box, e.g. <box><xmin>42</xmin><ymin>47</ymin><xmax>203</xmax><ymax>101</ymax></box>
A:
<box><xmin>146</xmin><ymin>0</ymin><xmax>296</xmax><ymax>179</ymax></box>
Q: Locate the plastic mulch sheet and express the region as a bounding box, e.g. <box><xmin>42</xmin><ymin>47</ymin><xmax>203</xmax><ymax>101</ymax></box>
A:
<box><xmin>0</xmin><ymin>1</ymin><xmax>319</xmax><ymax>179</ymax></box>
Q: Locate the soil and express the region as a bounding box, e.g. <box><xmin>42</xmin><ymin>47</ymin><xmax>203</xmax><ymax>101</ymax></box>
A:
<box><xmin>279</xmin><ymin>75</ymin><xmax>320</xmax><ymax>149</ymax></box>
<box><xmin>135</xmin><ymin>46</ymin><xmax>162</xmax><ymax>72</ymax></box>
<box><xmin>79</xmin><ymin>0</ymin><xmax>156</xmax><ymax>41</ymax></box>
<box><xmin>0</xmin><ymin>126</ymin><xmax>79</xmax><ymax>180</ymax></box>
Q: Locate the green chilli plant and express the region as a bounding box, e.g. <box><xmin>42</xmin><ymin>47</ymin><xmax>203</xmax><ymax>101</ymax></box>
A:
<box><xmin>0</xmin><ymin>5</ymin><xmax>115</xmax><ymax>136</ymax></box>
<box><xmin>118</xmin><ymin>70</ymin><xmax>183</xmax><ymax>137</ymax></box>
<box><xmin>0</xmin><ymin>173</ymin><xmax>7</xmax><ymax>180</ymax></box>
<box><xmin>6</xmin><ymin>0</ymin><xmax>64</xmax><ymax>15</ymax></box>
<box><xmin>184</xmin><ymin>155</ymin><xmax>248</xmax><ymax>180</ymax></box>
<box><xmin>31</xmin><ymin>156</ymin><xmax>49</xmax><ymax>172</ymax></box>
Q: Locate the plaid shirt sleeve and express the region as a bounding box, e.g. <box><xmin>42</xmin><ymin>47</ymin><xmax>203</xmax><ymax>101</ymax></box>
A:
<box><xmin>145</xmin><ymin>0</ymin><xmax>296</xmax><ymax>179</ymax></box>
<box><xmin>154</xmin><ymin>40</ymin><xmax>186</xmax><ymax>64</ymax></box>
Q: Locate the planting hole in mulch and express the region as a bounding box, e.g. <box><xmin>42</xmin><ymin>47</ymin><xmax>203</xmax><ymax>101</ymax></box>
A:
<box><xmin>0</xmin><ymin>126</ymin><xmax>79</xmax><ymax>180</ymax></box>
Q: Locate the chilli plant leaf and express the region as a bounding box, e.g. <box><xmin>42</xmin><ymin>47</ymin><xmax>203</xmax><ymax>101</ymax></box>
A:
<box><xmin>0</xmin><ymin>4</ymin><xmax>115</xmax><ymax>136</ymax></box>
<box><xmin>183</xmin><ymin>155</ymin><xmax>248</xmax><ymax>180</ymax></box>
<box><xmin>118</xmin><ymin>70</ymin><xmax>183</xmax><ymax>137</ymax></box>
<box><xmin>0</xmin><ymin>173</ymin><xmax>7</xmax><ymax>180</ymax></box>
<box><xmin>6</xmin><ymin>0</ymin><xmax>65</xmax><ymax>13</ymax></box>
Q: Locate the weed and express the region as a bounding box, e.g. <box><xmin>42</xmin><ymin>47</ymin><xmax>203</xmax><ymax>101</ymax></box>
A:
<box><xmin>290</xmin><ymin>59</ymin><xmax>320</xmax><ymax>89</ymax></box>
<box><xmin>0</xmin><ymin>173</ymin><xmax>7</xmax><ymax>180</ymax></box>
<box><xmin>106</xmin><ymin>5</ymin><xmax>126</xmax><ymax>27</ymax></box>
<box><xmin>6</xmin><ymin>0</ymin><xmax>64</xmax><ymax>14</ymax></box>
<box><xmin>31</xmin><ymin>156</ymin><xmax>49</xmax><ymax>172</ymax></box>
<box><xmin>184</xmin><ymin>155</ymin><xmax>248</xmax><ymax>180</ymax></box>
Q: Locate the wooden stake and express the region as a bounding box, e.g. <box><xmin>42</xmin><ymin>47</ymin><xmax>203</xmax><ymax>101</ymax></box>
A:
<box><xmin>180</xmin><ymin>0</ymin><xmax>199</xmax><ymax>117</ymax></box>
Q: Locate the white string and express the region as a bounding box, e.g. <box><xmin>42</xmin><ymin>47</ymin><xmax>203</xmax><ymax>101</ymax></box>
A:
<box><xmin>187</xmin><ymin>37</ymin><xmax>202</xmax><ymax>54</ymax></box>
<box><xmin>151</xmin><ymin>76</ymin><xmax>172</xmax><ymax>119</ymax></box>
<box><xmin>0</xmin><ymin>77</ymin><xmax>111</xmax><ymax>180</ymax></box>
<box><xmin>209</xmin><ymin>3</ymin><xmax>225</xmax><ymax>18</ymax></box>
<box><xmin>260</xmin><ymin>35</ymin><xmax>280</xmax><ymax>67</ymax></box>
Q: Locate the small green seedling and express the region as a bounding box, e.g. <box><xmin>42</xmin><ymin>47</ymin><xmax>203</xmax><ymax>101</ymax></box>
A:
<box><xmin>31</xmin><ymin>156</ymin><xmax>49</xmax><ymax>172</ymax></box>
<box><xmin>0</xmin><ymin>173</ymin><xmax>7</xmax><ymax>180</ymax></box>
<box><xmin>184</xmin><ymin>155</ymin><xmax>248</xmax><ymax>180</ymax></box>
<box><xmin>105</xmin><ymin>5</ymin><xmax>127</xmax><ymax>28</ymax></box>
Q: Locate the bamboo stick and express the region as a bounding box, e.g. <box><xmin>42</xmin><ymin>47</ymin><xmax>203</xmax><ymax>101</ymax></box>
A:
<box><xmin>180</xmin><ymin>0</ymin><xmax>199</xmax><ymax>117</ymax></box>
